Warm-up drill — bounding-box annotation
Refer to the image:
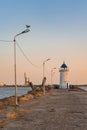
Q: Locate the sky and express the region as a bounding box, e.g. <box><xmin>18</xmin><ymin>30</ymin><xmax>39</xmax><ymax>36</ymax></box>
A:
<box><xmin>0</xmin><ymin>0</ymin><xmax>87</xmax><ymax>85</ymax></box>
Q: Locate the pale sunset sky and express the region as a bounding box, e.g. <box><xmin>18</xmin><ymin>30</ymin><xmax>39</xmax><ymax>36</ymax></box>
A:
<box><xmin>0</xmin><ymin>0</ymin><xmax>87</xmax><ymax>85</ymax></box>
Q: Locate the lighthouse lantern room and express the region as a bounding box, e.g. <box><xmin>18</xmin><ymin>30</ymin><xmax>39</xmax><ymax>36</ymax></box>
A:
<box><xmin>59</xmin><ymin>61</ymin><xmax>69</xmax><ymax>88</ymax></box>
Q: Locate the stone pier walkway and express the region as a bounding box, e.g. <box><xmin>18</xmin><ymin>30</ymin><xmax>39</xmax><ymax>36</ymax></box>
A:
<box><xmin>1</xmin><ymin>89</ymin><xmax>87</xmax><ymax>130</ymax></box>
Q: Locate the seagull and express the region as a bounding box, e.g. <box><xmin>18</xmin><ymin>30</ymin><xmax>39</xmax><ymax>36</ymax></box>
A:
<box><xmin>26</xmin><ymin>25</ymin><xmax>30</xmax><ymax>28</ymax></box>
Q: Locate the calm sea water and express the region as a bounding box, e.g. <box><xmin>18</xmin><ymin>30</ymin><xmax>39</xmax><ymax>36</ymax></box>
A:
<box><xmin>79</xmin><ymin>86</ymin><xmax>87</xmax><ymax>91</ymax></box>
<box><xmin>0</xmin><ymin>87</ymin><xmax>32</xmax><ymax>99</ymax></box>
<box><xmin>0</xmin><ymin>86</ymin><xmax>86</xmax><ymax>99</ymax></box>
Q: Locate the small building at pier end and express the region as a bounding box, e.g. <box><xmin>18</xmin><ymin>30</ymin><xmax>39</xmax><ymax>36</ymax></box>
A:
<box><xmin>59</xmin><ymin>61</ymin><xmax>69</xmax><ymax>88</ymax></box>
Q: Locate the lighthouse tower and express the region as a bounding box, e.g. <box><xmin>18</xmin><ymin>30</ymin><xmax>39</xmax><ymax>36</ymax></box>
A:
<box><xmin>59</xmin><ymin>62</ymin><xmax>69</xmax><ymax>88</ymax></box>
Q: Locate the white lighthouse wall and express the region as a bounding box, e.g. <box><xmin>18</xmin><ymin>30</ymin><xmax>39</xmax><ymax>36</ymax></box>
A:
<box><xmin>60</xmin><ymin>71</ymin><xmax>68</xmax><ymax>88</ymax></box>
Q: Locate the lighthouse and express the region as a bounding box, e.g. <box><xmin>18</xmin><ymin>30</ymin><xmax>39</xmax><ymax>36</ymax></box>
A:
<box><xmin>59</xmin><ymin>62</ymin><xmax>69</xmax><ymax>88</ymax></box>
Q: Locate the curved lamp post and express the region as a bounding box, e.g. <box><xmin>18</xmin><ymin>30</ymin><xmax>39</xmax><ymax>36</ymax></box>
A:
<box><xmin>43</xmin><ymin>58</ymin><xmax>50</xmax><ymax>78</ymax></box>
<box><xmin>51</xmin><ymin>67</ymin><xmax>56</xmax><ymax>87</ymax></box>
<box><xmin>50</xmin><ymin>67</ymin><xmax>56</xmax><ymax>95</ymax></box>
<box><xmin>43</xmin><ymin>58</ymin><xmax>51</xmax><ymax>95</ymax></box>
<box><xmin>14</xmin><ymin>26</ymin><xmax>30</xmax><ymax>106</ymax></box>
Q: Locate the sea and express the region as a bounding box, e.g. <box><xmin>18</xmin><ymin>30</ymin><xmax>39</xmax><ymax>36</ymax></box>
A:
<box><xmin>0</xmin><ymin>86</ymin><xmax>87</xmax><ymax>99</ymax></box>
<box><xmin>0</xmin><ymin>87</ymin><xmax>32</xmax><ymax>99</ymax></box>
<box><xmin>79</xmin><ymin>86</ymin><xmax>87</xmax><ymax>91</ymax></box>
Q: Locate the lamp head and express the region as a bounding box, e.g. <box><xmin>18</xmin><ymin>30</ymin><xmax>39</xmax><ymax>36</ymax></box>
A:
<box><xmin>21</xmin><ymin>29</ymin><xmax>30</xmax><ymax>34</ymax></box>
<box><xmin>47</xmin><ymin>58</ymin><xmax>51</xmax><ymax>61</ymax></box>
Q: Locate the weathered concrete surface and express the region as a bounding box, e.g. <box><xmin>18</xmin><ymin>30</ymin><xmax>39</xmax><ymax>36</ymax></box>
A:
<box><xmin>0</xmin><ymin>89</ymin><xmax>87</xmax><ymax>130</ymax></box>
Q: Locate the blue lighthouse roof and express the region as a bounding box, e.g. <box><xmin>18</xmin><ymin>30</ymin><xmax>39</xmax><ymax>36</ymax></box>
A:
<box><xmin>61</xmin><ymin>62</ymin><xmax>67</xmax><ymax>69</ymax></box>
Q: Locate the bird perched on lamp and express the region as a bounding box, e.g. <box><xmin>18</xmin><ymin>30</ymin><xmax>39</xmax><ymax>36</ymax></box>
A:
<box><xmin>26</xmin><ymin>25</ymin><xmax>30</xmax><ymax>28</ymax></box>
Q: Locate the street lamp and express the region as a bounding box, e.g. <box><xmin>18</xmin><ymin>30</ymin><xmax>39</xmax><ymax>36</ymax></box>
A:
<box><xmin>51</xmin><ymin>67</ymin><xmax>56</xmax><ymax>87</ymax></box>
<box><xmin>43</xmin><ymin>58</ymin><xmax>50</xmax><ymax>79</ymax></box>
<box><xmin>43</xmin><ymin>58</ymin><xmax>51</xmax><ymax>95</ymax></box>
<box><xmin>50</xmin><ymin>67</ymin><xmax>56</xmax><ymax>95</ymax></box>
<box><xmin>14</xmin><ymin>26</ymin><xmax>30</xmax><ymax>106</ymax></box>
